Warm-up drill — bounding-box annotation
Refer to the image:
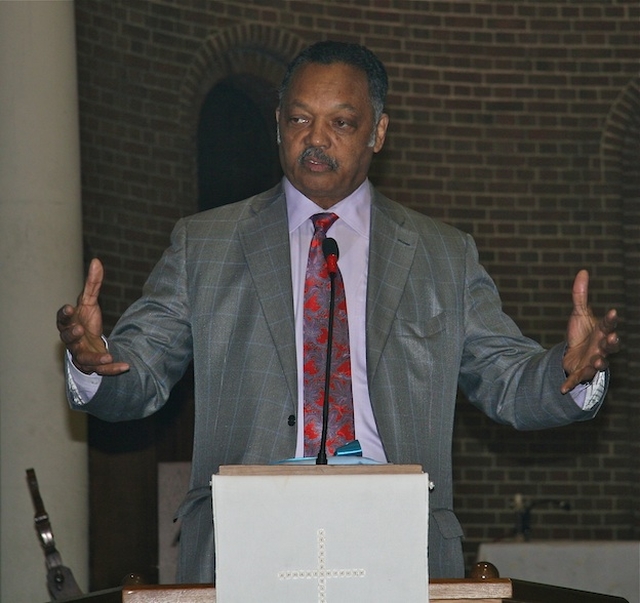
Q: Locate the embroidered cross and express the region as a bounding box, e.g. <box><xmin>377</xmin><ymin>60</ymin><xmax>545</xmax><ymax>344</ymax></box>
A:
<box><xmin>277</xmin><ymin>528</ymin><xmax>366</xmax><ymax>603</ymax></box>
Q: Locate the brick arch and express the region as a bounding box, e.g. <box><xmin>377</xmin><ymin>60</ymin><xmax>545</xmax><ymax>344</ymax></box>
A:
<box><xmin>600</xmin><ymin>73</ymin><xmax>640</xmax><ymax>539</ymax></box>
<box><xmin>600</xmin><ymin>74</ymin><xmax>640</xmax><ymax>365</ymax></box>
<box><xmin>600</xmin><ymin>74</ymin><xmax>640</xmax><ymax>168</ymax></box>
<box><xmin>175</xmin><ymin>25</ymin><xmax>309</xmax><ymax>212</ymax></box>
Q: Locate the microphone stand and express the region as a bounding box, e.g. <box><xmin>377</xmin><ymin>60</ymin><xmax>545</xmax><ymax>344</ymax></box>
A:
<box><xmin>316</xmin><ymin>240</ymin><xmax>339</xmax><ymax>465</ymax></box>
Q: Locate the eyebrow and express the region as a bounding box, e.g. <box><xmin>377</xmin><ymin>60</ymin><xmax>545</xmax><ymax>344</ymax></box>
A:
<box><xmin>287</xmin><ymin>100</ymin><xmax>359</xmax><ymax>114</ymax></box>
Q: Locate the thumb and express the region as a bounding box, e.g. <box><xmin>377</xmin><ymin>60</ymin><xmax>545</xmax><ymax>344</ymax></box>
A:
<box><xmin>79</xmin><ymin>258</ymin><xmax>104</xmax><ymax>306</ymax></box>
<box><xmin>571</xmin><ymin>269</ymin><xmax>590</xmax><ymax>315</ymax></box>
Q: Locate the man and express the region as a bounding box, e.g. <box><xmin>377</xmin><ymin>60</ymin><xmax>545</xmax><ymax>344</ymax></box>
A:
<box><xmin>57</xmin><ymin>41</ymin><xmax>619</xmax><ymax>581</ymax></box>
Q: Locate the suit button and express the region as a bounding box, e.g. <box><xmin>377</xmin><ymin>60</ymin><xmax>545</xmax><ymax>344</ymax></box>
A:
<box><xmin>287</xmin><ymin>415</ymin><xmax>296</xmax><ymax>426</ymax></box>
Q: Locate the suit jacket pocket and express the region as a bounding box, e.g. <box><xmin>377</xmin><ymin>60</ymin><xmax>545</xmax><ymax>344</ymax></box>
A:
<box><xmin>393</xmin><ymin>311</ymin><xmax>446</xmax><ymax>339</ymax></box>
<box><xmin>431</xmin><ymin>508</ymin><xmax>464</xmax><ymax>540</ymax></box>
<box><xmin>174</xmin><ymin>485</ymin><xmax>211</xmax><ymax>521</ymax></box>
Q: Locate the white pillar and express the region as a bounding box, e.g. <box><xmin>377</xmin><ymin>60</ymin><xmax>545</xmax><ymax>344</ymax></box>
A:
<box><xmin>0</xmin><ymin>2</ymin><xmax>88</xmax><ymax>602</ymax></box>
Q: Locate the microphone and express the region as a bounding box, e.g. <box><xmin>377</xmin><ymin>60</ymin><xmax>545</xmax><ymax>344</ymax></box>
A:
<box><xmin>322</xmin><ymin>237</ymin><xmax>339</xmax><ymax>275</ymax></box>
<box><xmin>316</xmin><ymin>237</ymin><xmax>339</xmax><ymax>465</ymax></box>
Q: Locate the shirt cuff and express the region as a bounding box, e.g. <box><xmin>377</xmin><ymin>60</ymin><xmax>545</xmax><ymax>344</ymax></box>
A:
<box><xmin>568</xmin><ymin>370</ymin><xmax>607</xmax><ymax>411</ymax></box>
<box><xmin>65</xmin><ymin>351</ymin><xmax>103</xmax><ymax>405</ymax></box>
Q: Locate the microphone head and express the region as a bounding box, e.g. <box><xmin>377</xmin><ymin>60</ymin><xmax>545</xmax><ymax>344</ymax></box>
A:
<box><xmin>322</xmin><ymin>237</ymin><xmax>339</xmax><ymax>261</ymax></box>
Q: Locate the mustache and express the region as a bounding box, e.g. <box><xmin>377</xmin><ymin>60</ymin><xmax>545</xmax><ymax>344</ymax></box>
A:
<box><xmin>298</xmin><ymin>147</ymin><xmax>339</xmax><ymax>170</ymax></box>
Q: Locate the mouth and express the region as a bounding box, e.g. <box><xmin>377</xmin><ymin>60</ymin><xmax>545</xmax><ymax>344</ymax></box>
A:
<box><xmin>299</xmin><ymin>148</ymin><xmax>338</xmax><ymax>173</ymax></box>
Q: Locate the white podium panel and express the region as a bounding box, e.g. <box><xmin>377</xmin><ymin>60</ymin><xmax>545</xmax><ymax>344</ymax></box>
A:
<box><xmin>212</xmin><ymin>469</ymin><xmax>429</xmax><ymax>603</ymax></box>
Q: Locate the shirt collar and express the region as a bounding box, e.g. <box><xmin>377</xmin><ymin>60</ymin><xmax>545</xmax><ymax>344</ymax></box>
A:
<box><xmin>284</xmin><ymin>177</ymin><xmax>371</xmax><ymax>238</ymax></box>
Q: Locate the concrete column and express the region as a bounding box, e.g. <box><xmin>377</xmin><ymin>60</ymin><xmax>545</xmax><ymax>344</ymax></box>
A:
<box><xmin>0</xmin><ymin>2</ymin><xmax>88</xmax><ymax>602</ymax></box>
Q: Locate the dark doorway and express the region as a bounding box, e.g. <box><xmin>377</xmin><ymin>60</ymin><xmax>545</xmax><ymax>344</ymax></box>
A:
<box><xmin>197</xmin><ymin>74</ymin><xmax>282</xmax><ymax>210</ymax></box>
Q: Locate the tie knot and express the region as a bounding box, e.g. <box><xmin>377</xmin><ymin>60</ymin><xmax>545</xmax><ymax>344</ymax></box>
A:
<box><xmin>311</xmin><ymin>212</ymin><xmax>339</xmax><ymax>235</ymax></box>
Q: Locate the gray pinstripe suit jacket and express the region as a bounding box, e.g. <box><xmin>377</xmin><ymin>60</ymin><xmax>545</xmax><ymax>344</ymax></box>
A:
<box><xmin>75</xmin><ymin>182</ymin><xmax>601</xmax><ymax>581</ymax></box>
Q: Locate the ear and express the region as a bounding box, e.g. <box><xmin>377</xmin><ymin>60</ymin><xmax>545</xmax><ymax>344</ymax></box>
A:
<box><xmin>372</xmin><ymin>113</ymin><xmax>389</xmax><ymax>153</ymax></box>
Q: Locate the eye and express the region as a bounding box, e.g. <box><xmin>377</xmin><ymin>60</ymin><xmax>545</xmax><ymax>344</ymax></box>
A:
<box><xmin>289</xmin><ymin>116</ymin><xmax>309</xmax><ymax>126</ymax></box>
<box><xmin>333</xmin><ymin>118</ymin><xmax>356</xmax><ymax>131</ymax></box>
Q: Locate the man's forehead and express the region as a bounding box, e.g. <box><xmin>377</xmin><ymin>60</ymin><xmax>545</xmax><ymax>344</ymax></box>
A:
<box><xmin>282</xmin><ymin>63</ymin><xmax>370</xmax><ymax>103</ymax></box>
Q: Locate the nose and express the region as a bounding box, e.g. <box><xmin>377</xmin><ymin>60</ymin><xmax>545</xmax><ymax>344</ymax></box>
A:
<box><xmin>304</xmin><ymin>119</ymin><xmax>330</xmax><ymax>148</ymax></box>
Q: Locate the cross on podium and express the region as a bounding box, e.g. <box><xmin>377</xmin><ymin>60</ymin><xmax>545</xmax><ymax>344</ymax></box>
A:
<box><xmin>277</xmin><ymin>528</ymin><xmax>366</xmax><ymax>603</ymax></box>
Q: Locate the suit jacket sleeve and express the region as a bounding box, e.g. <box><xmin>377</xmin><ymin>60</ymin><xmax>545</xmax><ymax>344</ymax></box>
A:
<box><xmin>457</xmin><ymin>230</ymin><xmax>604</xmax><ymax>427</ymax></box>
<box><xmin>77</xmin><ymin>216</ymin><xmax>194</xmax><ymax>421</ymax></box>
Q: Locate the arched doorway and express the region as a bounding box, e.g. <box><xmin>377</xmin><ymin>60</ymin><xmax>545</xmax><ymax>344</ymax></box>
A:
<box><xmin>197</xmin><ymin>74</ymin><xmax>282</xmax><ymax>211</ymax></box>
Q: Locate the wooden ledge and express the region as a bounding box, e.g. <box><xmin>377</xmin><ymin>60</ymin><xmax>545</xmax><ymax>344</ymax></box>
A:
<box><xmin>59</xmin><ymin>579</ymin><xmax>514</xmax><ymax>602</ymax></box>
<box><xmin>217</xmin><ymin>463</ymin><xmax>424</xmax><ymax>475</ymax></box>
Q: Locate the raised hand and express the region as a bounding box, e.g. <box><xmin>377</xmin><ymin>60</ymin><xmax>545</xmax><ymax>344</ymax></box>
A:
<box><xmin>56</xmin><ymin>258</ymin><xmax>130</xmax><ymax>376</ymax></box>
<box><xmin>561</xmin><ymin>270</ymin><xmax>619</xmax><ymax>394</ymax></box>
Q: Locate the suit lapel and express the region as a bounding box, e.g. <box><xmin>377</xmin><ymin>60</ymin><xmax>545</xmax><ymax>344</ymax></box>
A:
<box><xmin>235</xmin><ymin>185</ymin><xmax>418</xmax><ymax>413</ymax></box>
<box><xmin>367</xmin><ymin>191</ymin><xmax>418</xmax><ymax>385</ymax></box>
<box><xmin>237</xmin><ymin>188</ymin><xmax>298</xmax><ymax>409</ymax></box>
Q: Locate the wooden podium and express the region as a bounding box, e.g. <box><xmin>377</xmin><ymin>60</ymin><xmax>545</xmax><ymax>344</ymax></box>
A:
<box><xmin>45</xmin><ymin>576</ymin><xmax>630</xmax><ymax>603</ymax></box>
<box><xmin>51</xmin><ymin>465</ymin><xmax>630</xmax><ymax>602</ymax></box>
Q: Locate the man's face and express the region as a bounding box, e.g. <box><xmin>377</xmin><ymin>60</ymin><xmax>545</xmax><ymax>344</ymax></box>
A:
<box><xmin>277</xmin><ymin>62</ymin><xmax>389</xmax><ymax>209</ymax></box>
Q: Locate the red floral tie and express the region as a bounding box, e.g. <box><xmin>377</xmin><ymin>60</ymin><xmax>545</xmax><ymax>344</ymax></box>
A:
<box><xmin>303</xmin><ymin>213</ymin><xmax>355</xmax><ymax>457</ymax></box>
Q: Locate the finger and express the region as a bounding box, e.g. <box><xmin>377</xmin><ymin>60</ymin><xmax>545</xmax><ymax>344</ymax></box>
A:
<box><xmin>58</xmin><ymin>322</ymin><xmax>85</xmax><ymax>345</ymax></box>
<box><xmin>601</xmin><ymin>308</ymin><xmax>618</xmax><ymax>334</ymax></box>
<box><xmin>560</xmin><ymin>373</ymin><xmax>580</xmax><ymax>395</ymax></box>
<box><xmin>599</xmin><ymin>329</ymin><xmax>620</xmax><ymax>354</ymax></box>
<box><xmin>571</xmin><ymin>269</ymin><xmax>590</xmax><ymax>315</ymax></box>
<box><xmin>74</xmin><ymin>360</ymin><xmax>130</xmax><ymax>377</ymax></box>
<box><xmin>56</xmin><ymin>304</ymin><xmax>76</xmax><ymax>329</ymax></box>
<box><xmin>593</xmin><ymin>355</ymin><xmax>609</xmax><ymax>371</ymax></box>
<box><xmin>94</xmin><ymin>362</ymin><xmax>130</xmax><ymax>376</ymax></box>
<box><xmin>561</xmin><ymin>368</ymin><xmax>593</xmax><ymax>395</ymax></box>
<box><xmin>561</xmin><ymin>355</ymin><xmax>609</xmax><ymax>394</ymax></box>
<box><xmin>73</xmin><ymin>348</ymin><xmax>112</xmax><ymax>367</ymax></box>
<box><xmin>72</xmin><ymin>348</ymin><xmax>129</xmax><ymax>374</ymax></box>
<box><xmin>79</xmin><ymin>258</ymin><xmax>104</xmax><ymax>306</ymax></box>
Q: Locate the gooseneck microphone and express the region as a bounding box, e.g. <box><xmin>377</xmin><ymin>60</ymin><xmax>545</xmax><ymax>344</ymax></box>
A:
<box><xmin>316</xmin><ymin>237</ymin><xmax>339</xmax><ymax>465</ymax></box>
<box><xmin>322</xmin><ymin>237</ymin><xmax>339</xmax><ymax>276</ymax></box>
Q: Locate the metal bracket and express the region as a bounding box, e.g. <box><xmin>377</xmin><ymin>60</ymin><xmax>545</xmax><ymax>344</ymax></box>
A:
<box><xmin>26</xmin><ymin>468</ymin><xmax>83</xmax><ymax>601</ymax></box>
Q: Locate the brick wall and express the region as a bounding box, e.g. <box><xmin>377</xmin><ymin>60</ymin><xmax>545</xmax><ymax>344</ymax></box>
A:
<box><xmin>75</xmin><ymin>0</ymin><xmax>640</xmax><ymax>573</ymax></box>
